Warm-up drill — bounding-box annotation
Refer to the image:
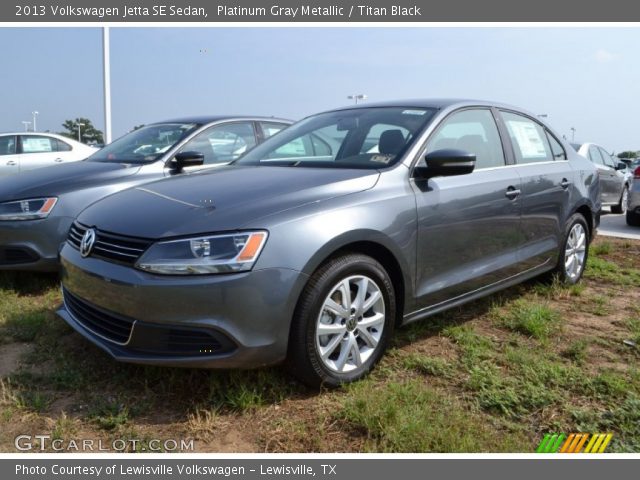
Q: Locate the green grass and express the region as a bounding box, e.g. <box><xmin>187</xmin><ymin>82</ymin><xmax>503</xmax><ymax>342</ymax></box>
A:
<box><xmin>591</xmin><ymin>242</ymin><xmax>613</xmax><ymax>256</ymax></box>
<box><xmin>585</xmin><ymin>257</ymin><xmax>640</xmax><ymax>286</ymax></box>
<box><xmin>339</xmin><ymin>378</ymin><xmax>529</xmax><ymax>452</ymax></box>
<box><xmin>561</xmin><ymin>339</ymin><xmax>589</xmax><ymax>364</ymax></box>
<box><xmin>494</xmin><ymin>299</ymin><xmax>561</xmax><ymax>339</ymax></box>
<box><xmin>402</xmin><ymin>354</ymin><xmax>454</xmax><ymax>378</ymax></box>
<box><xmin>88</xmin><ymin>398</ymin><xmax>130</xmax><ymax>431</ymax></box>
<box><xmin>626</xmin><ymin>318</ymin><xmax>640</xmax><ymax>344</ymax></box>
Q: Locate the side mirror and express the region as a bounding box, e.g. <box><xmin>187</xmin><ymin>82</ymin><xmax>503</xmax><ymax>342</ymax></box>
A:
<box><xmin>615</xmin><ymin>162</ymin><xmax>627</xmax><ymax>171</ymax></box>
<box><xmin>414</xmin><ymin>149</ymin><xmax>476</xmax><ymax>179</ymax></box>
<box><xmin>172</xmin><ymin>151</ymin><xmax>205</xmax><ymax>171</ymax></box>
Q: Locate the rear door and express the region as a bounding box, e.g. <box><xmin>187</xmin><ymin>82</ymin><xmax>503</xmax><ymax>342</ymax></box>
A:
<box><xmin>413</xmin><ymin>108</ymin><xmax>524</xmax><ymax>308</ymax></box>
<box><xmin>499</xmin><ymin>110</ymin><xmax>573</xmax><ymax>270</ymax></box>
<box><xmin>0</xmin><ymin>135</ymin><xmax>19</xmax><ymax>176</ymax></box>
<box><xmin>18</xmin><ymin>135</ymin><xmax>63</xmax><ymax>172</ymax></box>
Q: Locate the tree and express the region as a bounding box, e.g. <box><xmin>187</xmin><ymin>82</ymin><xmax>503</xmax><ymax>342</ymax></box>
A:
<box><xmin>60</xmin><ymin>118</ymin><xmax>104</xmax><ymax>144</ymax></box>
<box><xmin>617</xmin><ymin>151</ymin><xmax>639</xmax><ymax>159</ymax></box>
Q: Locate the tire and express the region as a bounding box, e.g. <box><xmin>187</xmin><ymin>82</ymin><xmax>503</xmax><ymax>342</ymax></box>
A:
<box><xmin>287</xmin><ymin>253</ymin><xmax>395</xmax><ymax>388</ymax></box>
<box><xmin>611</xmin><ymin>186</ymin><xmax>628</xmax><ymax>214</ymax></box>
<box><xmin>550</xmin><ymin>213</ymin><xmax>590</xmax><ymax>285</ymax></box>
<box><xmin>627</xmin><ymin>209</ymin><xmax>640</xmax><ymax>227</ymax></box>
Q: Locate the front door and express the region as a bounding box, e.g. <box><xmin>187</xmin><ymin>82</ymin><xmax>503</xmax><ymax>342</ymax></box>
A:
<box><xmin>413</xmin><ymin>108</ymin><xmax>524</xmax><ymax>309</ymax></box>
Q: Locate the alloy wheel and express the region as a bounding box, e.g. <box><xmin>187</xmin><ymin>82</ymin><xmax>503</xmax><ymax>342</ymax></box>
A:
<box><xmin>315</xmin><ymin>275</ymin><xmax>385</xmax><ymax>373</ymax></box>
<box><xmin>564</xmin><ymin>223</ymin><xmax>587</xmax><ymax>281</ymax></box>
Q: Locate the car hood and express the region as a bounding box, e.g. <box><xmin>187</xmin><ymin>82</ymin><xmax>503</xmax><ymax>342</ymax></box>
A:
<box><xmin>77</xmin><ymin>166</ymin><xmax>380</xmax><ymax>238</ymax></box>
<box><xmin>0</xmin><ymin>161</ymin><xmax>142</xmax><ymax>201</ymax></box>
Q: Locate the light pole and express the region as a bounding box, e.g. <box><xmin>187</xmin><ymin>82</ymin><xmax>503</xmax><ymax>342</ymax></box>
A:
<box><xmin>32</xmin><ymin>111</ymin><xmax>39</xmax><ymax>132</ymax></box>
<box><xmin>103</xmin><ymin>27</ymin><xmax>112</xmax><ymax>144</ymax></box>
<box><xmin>570</xmin><ymin>127</ymin><xmax>576</xmax><ymax>142</ymax></box>
<box><xmin>21</xmin><ymin>121</ymin><xmax>31</xmax><ymax>132</ymax></box>
<box><xmin>76</xmin><ymin>122</ymin><xmax>85</xmax><ymax>142</ymax></box>
<box><xmin>347</xmin><ymin>94</ymin><xmax>367</xmax><ymax>105</ymax></box>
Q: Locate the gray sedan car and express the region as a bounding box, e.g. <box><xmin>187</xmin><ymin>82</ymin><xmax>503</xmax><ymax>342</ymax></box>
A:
<box><xmin>58</xmin><ymin>100</ymin><xmax>600</xmax><ymax>387</ymax></box>
<box><xmin>0</xmin><ymin>116</ymin><xmax>291</xmax><ymax>271</ymax></box>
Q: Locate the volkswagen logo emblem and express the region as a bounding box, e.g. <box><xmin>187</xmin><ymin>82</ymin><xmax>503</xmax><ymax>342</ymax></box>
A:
<box><xmin>80</xmin><ymin>228</ymin><xmax>96</xmax><ymax>258</ymax></box>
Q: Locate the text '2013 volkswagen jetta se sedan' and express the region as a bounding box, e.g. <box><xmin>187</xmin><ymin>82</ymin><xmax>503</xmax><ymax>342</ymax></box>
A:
<box><xmin>57</xmin><ymin>100</ymin><xmax>601</xmax><ymax>387</ymax></box>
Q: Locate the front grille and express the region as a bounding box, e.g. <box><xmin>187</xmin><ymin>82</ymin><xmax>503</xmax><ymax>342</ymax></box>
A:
<box><xmin>63</xmin><ymin>288</ymin><xmax>134</xmax><ymax>344</ymax></box>
<box><xmin>68</xmin><ymin>222</ymin><xmax>152</xmax><ymax>266</ymax></box>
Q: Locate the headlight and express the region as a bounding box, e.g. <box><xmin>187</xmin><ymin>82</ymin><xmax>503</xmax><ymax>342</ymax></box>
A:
<box><xmin>135</xmin><ymin>231</ymin><xmax>268</xmax><ymax>275</ymax></box>
<box><xmin>0</xmin><ymin>198</ymin><xmax>58</xmax><ymax>221</ymax></box>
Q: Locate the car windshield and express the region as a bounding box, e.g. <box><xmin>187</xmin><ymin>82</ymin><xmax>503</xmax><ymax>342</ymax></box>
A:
<box><xmin>88</xmin><ymin>123</ymin><xmax>199</xmax><ymax>164</ymax></box>
<box><xmin>234</xmin><ymin>107</ymin><xmax>437</xmax><ymax>169</ymax></box>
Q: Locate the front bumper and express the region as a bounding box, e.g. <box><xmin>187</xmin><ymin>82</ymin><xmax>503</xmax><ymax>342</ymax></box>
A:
<box><xmin>0</xmin><ymin>215</ymin><xmax>73</xmax><ymax>271</ymax></box>
<box><xmin>58</xmin><ymin>245</ymin><xmax>309</xmax><ymax>369</ymax></box>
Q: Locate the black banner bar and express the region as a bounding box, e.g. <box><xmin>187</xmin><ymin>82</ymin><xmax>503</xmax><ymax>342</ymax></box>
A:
<box><xmin>4</xmin><ymin>0</ymin><xmax>640</xmax><ymax>22</ymax></box>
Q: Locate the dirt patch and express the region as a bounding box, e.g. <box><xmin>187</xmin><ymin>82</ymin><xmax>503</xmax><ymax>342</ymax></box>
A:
<box><xmin>0</xmin><ymin>343</ymin><xmax>32</xmax><ymax>377</ymax></box>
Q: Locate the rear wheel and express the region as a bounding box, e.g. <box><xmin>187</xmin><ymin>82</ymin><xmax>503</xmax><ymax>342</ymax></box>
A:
<box><xmin>287</xmin><ymin>253</ymin><xmax>395</xmax><ymax>388</ymax></box>
<box><xmin>550</xmin><ymin>213</ymin><xmax>589</xmax><ymax>284</ymax></box>
<box><xmin>627</xmin><ymin>209</ymin><xmax>640</xmax><ymax>227</ymax></box>
<box><xmin>611</xmin><ymin>186</ymin><xmax>628</xmax><ymax>214</ymax></box>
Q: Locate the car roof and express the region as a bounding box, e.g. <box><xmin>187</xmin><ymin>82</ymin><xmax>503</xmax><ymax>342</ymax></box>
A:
<box><xmin>327</xmin><ymin>98</ymin><xmax>529</xmax><ymax>113</ymax></box>
<box><xmin>0</xmin><ymin>131</ymin><xmax>72</xmax><ymax>138</ymax></box>
<box><xmin>151</xmin><ymin>115</ymin><xmax>293</xmax><ymax>125</ymax></box>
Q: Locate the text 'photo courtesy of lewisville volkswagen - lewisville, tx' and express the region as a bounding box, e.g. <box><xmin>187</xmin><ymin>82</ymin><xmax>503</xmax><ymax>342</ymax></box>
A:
<box><xmin>0</xmin><ymin>5</ymin><xmax>639</xmax><ymax>473</ymax></box>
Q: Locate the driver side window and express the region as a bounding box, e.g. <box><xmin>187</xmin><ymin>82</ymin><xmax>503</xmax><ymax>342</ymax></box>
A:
<box><xmin>179</xmin><ymin>122</ymin><xmax>257</xmax><ymax>165</ymax></box>
<box><xmin>425</xmin><ymin>109</ymin><xmax>505</xmax><ymax>169</ymax></box>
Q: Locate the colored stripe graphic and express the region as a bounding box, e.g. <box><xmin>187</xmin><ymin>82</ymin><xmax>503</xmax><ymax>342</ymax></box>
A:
<box><xmin>537</xmin><ymin>433</ymin><xmax>612</xmax><ymax>453</ymax></box>
<box><xmin>536</xmin><ymin>433</ymin><xmax>565</xmax><ymax>453</ymax></box>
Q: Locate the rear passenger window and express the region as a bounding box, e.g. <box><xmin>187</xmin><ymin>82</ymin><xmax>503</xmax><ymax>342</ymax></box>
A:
<box><xmin>56</xmin><ymin>139</ymin><xmax>72</xmax><ymax>152</ymax></box>
<box><xmin>546</xmin><ymin>132</ymin><xmax>566</xmax><ymax>160</ymax></box>
<box><xmin>425</xmin><ymin>109</ymin><xmax>505</xmax><ymax>169</ymax></box>
<box><xmin>501</xmin><ymin>111</ymin><xmax>552</xmax><ymax>164</ymax></box>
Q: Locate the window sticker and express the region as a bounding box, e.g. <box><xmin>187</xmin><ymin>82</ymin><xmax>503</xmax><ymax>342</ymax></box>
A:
<box><xmin>402</xmin><ymin>109</ymin><xmax>427</xmax><ymax>115</ymax></box>
<box><xmin>22</xmin><ymin>138</ymin><xmax>53</xmax><ymax>153</ymax></box>
<box><xmin>507</xmin><ymin>121</ymin><xmax>547</xmax><ymax>158</ymax></box>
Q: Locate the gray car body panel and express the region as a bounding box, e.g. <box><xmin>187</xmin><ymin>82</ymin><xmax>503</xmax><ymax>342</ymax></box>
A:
<box><xmin>0</xmin><ymin>116</ymin><xmax>292</xmax><ymax>271</ymax></box>
<box><xmin>58</xmin><ymin>99</ymin><xmax>601</xmax><ymax>368</ymax></box>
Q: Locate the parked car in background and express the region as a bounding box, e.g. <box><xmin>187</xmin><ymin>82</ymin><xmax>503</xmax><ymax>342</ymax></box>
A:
<box><xmin>627</xmin><ymin>164</ymin><xmax>640</xmax><ymax>226</ymax></box>
<box><xmin>572</xmin><ymin>143</ymin><xmax>631</xmax><ymax>213</ymax></box>
<box><xmin>57</xmin><ymin>99</ymin><xmax>600</xmax><ymax>387</ymax></box>
<box><xmin>0</xmin><ymin>116</ymin><xmax>291</xmax><ymax>271</ymax></box>
<box><xmin>0</xmin><ymin>132</ymin><xmax>97</xmax><ymax>176</ymax></box>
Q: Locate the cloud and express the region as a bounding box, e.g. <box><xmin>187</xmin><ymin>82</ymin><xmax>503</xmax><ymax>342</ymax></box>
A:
<box><xmin>594</xmin><ymin>48</ymin><xmax>620</xmax><ymax>63</ymax></box>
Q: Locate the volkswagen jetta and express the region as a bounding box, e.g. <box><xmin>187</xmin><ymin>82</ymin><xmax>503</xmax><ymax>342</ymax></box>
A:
<box><xmin>57</xmin><ymin>100</ymin><xmax>601</xmax><ymax>386</ymax></box>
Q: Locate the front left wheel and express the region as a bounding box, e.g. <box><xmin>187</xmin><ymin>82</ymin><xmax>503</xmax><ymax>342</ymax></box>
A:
<box><xmin>287</xmin><ymin>253</ymin><xmax>395</xmax><ymax>388</ymax></box>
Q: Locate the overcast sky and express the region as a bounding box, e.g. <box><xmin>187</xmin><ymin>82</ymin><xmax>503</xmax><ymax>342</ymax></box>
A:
<box><xmin>1</xmin><ymin>27</ymin><xmax>638</xmax><ymax>151</ymax></box>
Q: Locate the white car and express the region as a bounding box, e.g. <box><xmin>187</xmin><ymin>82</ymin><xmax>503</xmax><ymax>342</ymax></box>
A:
<box><xmin>0</xmin><ymin>132</ymin><xmax>98</xmax><ymax>176</ymax></box>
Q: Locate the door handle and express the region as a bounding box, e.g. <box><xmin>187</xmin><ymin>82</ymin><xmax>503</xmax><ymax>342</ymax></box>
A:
<box><xmin>6</xmin><ymin>161</ymin><xmax>17</xmax><ymax>166</ymax></box>
<box><xmin>505</xmin><ymin>186</ymin><xmax>521</xmax><ymax>200</ymax></box>
<box><xmin>54</xmin><ymin>158</ymin><xmax>64</xmax><ymax>162</ymax></box>
<box><xmin>560</xmin><ymin>178</ymin><xmax>570</xmax><ymax>189</ymax></box>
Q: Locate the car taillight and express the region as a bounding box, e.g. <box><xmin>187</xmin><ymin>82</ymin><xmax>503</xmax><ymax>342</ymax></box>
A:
<box><xmin>634</xmin><ymin>166</ymin><xmax>640</xmax><ymax>179</ymax></box>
